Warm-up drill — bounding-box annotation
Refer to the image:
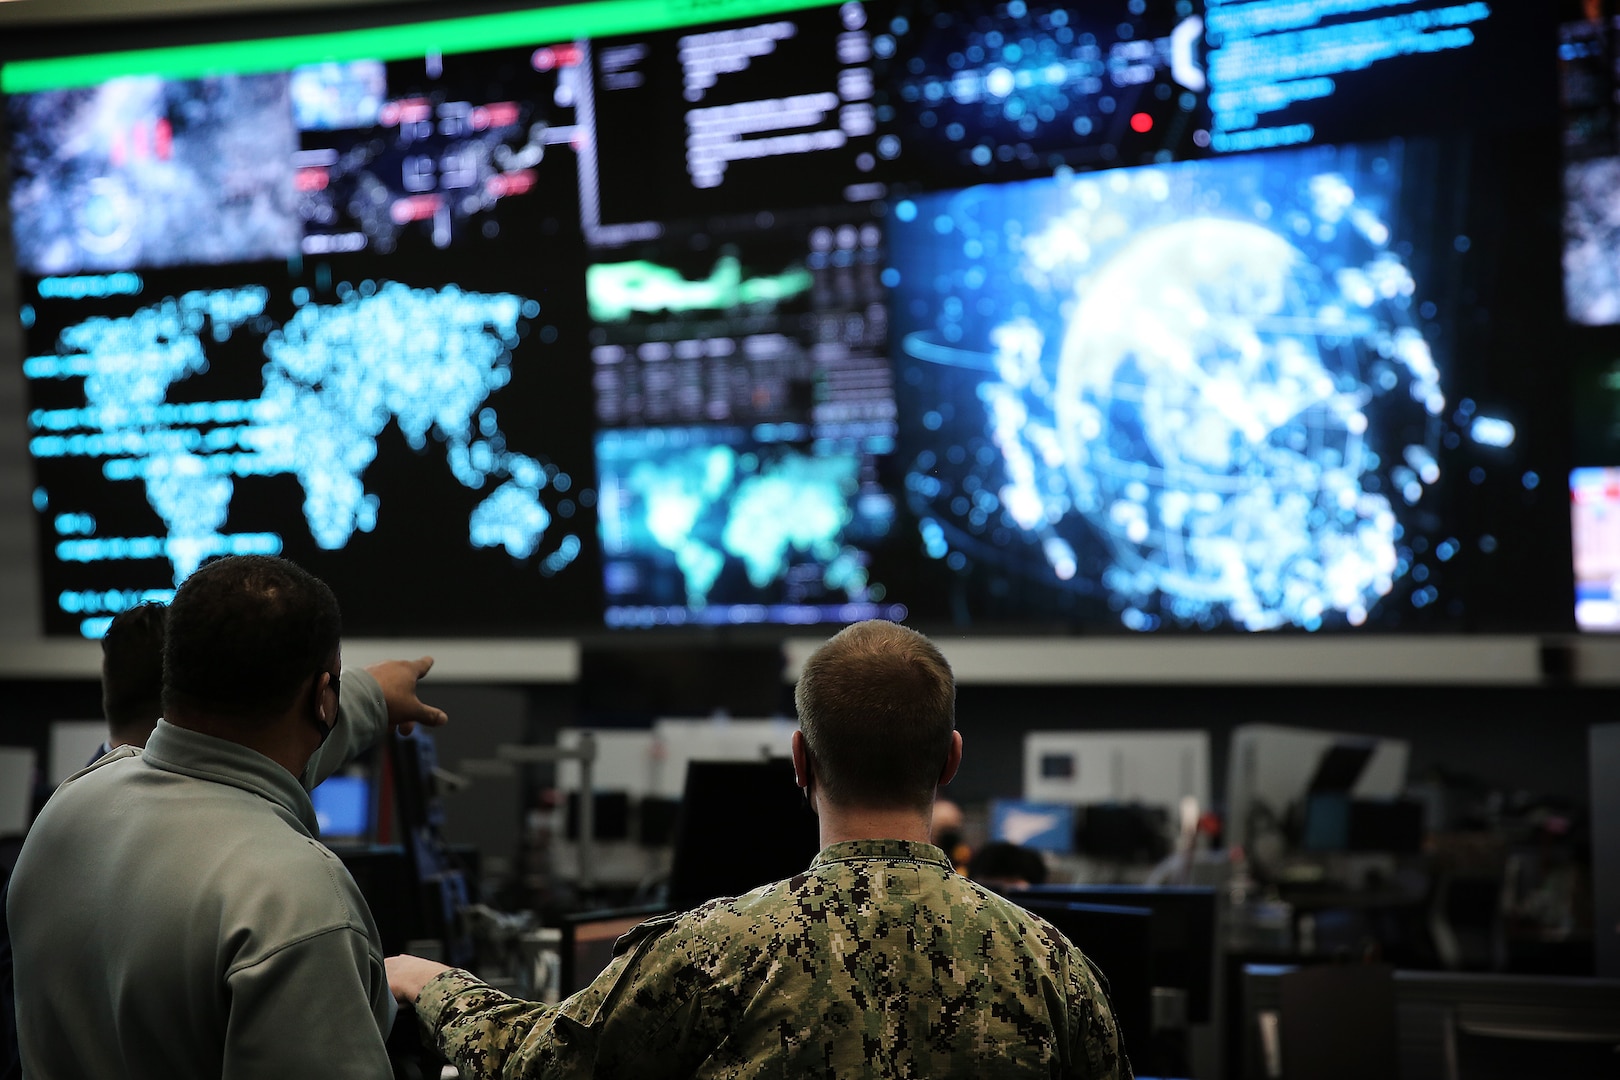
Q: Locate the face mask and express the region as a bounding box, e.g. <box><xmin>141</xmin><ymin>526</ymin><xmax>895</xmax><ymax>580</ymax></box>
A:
<box><xmin>310</xmin><ymin>711</ymin><xmax>335</xmax><ymax>747</ymax></box>
<box><xmin>311</xmin><ymin>672</ymin><xmax>339</xmax><ymax>746</ymax></box>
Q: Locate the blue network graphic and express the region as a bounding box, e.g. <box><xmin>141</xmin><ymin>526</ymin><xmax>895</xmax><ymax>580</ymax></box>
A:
<box><xmin>28</xmin><ymin>278</ymin><xmax>582</xmax><ymax>620</ymax></box>
<box><xmin>877</xmin><ymin>0</ymin><xmax>1208</xmax><ymax>177</ymax></box>
<box><xmin>262</xmin><ymin>282</ymin><xmax>560</xmax><ymax>556</ymax></box>
<box><xmin>889</xmin><ymin>142</ymin><xmax>1453</xmax><ymax>631</ymax></box>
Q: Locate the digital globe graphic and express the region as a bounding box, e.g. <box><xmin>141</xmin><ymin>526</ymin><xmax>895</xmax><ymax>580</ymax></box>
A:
<box><xmin>888</xmin><ymin>142</ymin><xmax>1454</xmax><ymax>631</ymax></box>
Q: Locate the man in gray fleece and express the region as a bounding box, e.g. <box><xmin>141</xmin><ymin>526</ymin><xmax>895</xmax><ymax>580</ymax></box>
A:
<box><xmin>7</xmin><ymin>554</ymin><xmax>448</xmax><ymax>1079</ymax></box>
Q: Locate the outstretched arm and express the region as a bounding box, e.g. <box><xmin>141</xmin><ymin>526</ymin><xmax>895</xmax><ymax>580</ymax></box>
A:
<box><xmin>388</xmin><ymin>956</ymin><xmax>574</xmax><ymax>1080</ymax></box>
<box><xmin>303</xmin><ymin>657</ymin><xmax>449</xmax><ymax>791</ymax></box>
<box><xmin>388</xmin><ymin>917</ymin><xmax>703</xmax><ymax>1080</ymax></box>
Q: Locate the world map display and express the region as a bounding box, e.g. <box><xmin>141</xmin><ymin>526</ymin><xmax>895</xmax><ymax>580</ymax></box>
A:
<box><xmin>596</xmin><ymin>429</ymin><xmax>898</xmax><ymax>626</ymax></box>
<box><xmin>27</xmin><ymin>276</ymin><xmax>586</xmax><ymax>634</ymax></box>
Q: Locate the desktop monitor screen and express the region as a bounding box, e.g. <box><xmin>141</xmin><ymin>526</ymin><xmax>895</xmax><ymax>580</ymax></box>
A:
<box><xmin>1015</xmin><ymin>899</ymin><xmax>1154</xmax><ymax>1068</ymax></box>
<box><xmin>666</xmin><ymin>758</ymin><xmax>821</xmax><ymax>911</ymax></box>
<box><xmin>1572</xmin><ymin>466</ymin><xmax>1620</xmax><ymax>631</ymax></box>
<box><xmin>1012</xmin><ymin>883</ymin><xmax>1217</xmax><ymax>1025</ymax></box>
<box><xmin>311</xmin><ymin>772</ymin><xmax>372</xmax><ymax>843</ymax></box>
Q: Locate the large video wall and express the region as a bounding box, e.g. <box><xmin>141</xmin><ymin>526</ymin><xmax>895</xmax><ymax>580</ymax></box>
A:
<box><xmin>3</xmin><ymin>0</ymin><xmax>1608</xmax><ymax>636</ymax></box>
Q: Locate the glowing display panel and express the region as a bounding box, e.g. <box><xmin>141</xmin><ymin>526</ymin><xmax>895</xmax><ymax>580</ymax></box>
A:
<box><xmin>887</xmin><ymin>141</ymin><xmax>1550</xmax><ymax>631</ymax></box>
<box><xmin>14</xmin><ymin>49</ymin><xmax>599</xmax><ymax>638</ymax></box>
<box><xmin>3</xmin><ymin>0</ymin><xmax>1577</xmax><ymax>635</ymax></box>
<box><xmin>586</xmin><ymin>209</ymin><xmax>915</xmax><ymax>626</ymax></box>
<box><xmin>1573</xmin><ymin>468</ymin><xmax>1620</xmax><ymax>632</ymax></box>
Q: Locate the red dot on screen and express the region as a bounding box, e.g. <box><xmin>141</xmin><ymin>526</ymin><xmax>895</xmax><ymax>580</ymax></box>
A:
<box><xmin>1130</xmin><ymin>112</ymin><xmax>1153</xmax><ymax>134</ymax></box>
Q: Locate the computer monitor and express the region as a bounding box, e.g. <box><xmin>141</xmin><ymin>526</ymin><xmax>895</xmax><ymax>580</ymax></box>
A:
<box><xmin>311</xmin><ymin>771</ymin><xmax>373</xmax><ymax>845</ymax></box>
<box><xmin>665</xmin><ymin>758</ymin><xmax>820</xmax><ymax>912</ymax></box>
<box><xmin>988</xmin><ymin>799</ymin><xmax>1077</xmax><ymax>854</ymax></box>
<box><xmin>1014</xmin><ymin>899</ymin><xmax>1154</xmax><ymax>1070</ymax></box>
<box><xmin>1572</xmin><ymin>466</ymin><xmax>1620</xmax><ymax>631</ymax></box>
<box><xmin>1011</xmin><ymin>884</ymin><xmax>1217</xmax><ymax>1025</ymax></box>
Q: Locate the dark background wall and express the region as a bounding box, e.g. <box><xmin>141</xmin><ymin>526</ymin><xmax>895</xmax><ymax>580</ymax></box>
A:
<box><xmin>4</xmin><ymin>676</ymin><xmax>1603</xmax><ymax>810</ymax></box>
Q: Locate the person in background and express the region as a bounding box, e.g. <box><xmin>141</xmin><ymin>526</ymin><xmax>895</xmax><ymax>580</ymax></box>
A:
<box><xmin>1</xmin><ymin>600</ymin><xmax>171</xmax><ymax>1080</ymax></box>
<box><xmin>8</xmin><ymin>555</ymin><xmax>448</xmax><ymax>1080</ymax></box>
<box><xmin>92</xmin><ymin>600</ymin><xmax>169</xmax><ymax>759</ymax></box>
<box><xmin>387</xmin><ymin>619</ymin><xmax>1128</xmax><ymax>1079</ymax></box>
<box><xmin>969</xmin><ymin>840</ymin><xmax>1052</xmax><ymax>891</ymax></box>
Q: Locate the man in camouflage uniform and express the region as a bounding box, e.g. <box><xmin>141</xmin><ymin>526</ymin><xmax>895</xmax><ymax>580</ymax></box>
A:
<box><xmin>388</xmin><ymin>619</ymin><xmax>1129</xmax><ymax>1079</ymax></box>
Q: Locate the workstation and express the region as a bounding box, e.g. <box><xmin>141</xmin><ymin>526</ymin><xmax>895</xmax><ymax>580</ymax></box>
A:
<box><xmin>1</xmin><ymin>0</ymin><xmax>1619</xmax><ymax>1076</ymax></box>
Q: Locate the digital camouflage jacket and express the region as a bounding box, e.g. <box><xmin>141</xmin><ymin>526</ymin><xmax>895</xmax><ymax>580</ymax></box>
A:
<box><xmin>415</xmin><ymin>838</ymin><xmax>1129</xmax><ymax>1079</ymax></box>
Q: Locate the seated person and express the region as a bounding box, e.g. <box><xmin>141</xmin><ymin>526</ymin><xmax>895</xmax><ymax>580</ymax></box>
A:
<box><xmin>970</xmin><ymin>840</ymin><xmax>1051</xmax><ymax>891</ymax></box>
<box><xmin>388</xmin><ymin>620</ymin><xmax>1129</xmax><ymax>1079</ymax></box>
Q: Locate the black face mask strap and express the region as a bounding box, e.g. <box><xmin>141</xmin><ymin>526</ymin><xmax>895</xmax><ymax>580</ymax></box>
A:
<box><xmin>310</xmin><ymin>672</ymin><xmax>337</xmax><ymax>747</ymax></box>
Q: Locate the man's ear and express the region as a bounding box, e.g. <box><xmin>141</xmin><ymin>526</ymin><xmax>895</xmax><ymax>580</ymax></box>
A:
<box><xmin>939</xmin><ymin>730</ymin><xmax>963</xmax><ymax>788</ymax></box>
<box><xmin>791</xmin><ymin>730</ymin><xmax>812</xmax><ymax>790</ymax></box>
<box><xmin>312</xmin><ymin>671</ymin><xmax>334</xmax><ymax>726</ymax></box>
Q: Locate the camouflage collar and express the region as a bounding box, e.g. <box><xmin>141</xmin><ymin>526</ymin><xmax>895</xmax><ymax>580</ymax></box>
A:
<box><xmin>810</xmin><ymin>838</ymin><xmax>953</xmax><ymax>869</ymax></box>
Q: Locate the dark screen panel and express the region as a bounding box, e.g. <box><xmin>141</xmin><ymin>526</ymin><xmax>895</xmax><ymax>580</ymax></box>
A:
<box><xmin>12</xmin><ymin>45</ymin><xmax>602</xmax><ymax>637</ymax></box>
<box><xmin>1013</xmin><ymin>884</ymin><xmax>1216</xmax><ymax>1023</ymax></box>
<box><xmin>666</xmin><ymin>758</ymin><xmax>821</xmax><ymax>910</ymax></box>
<box><xmin>1016</xmin><ymin>900</ymin><xmax>1154</xmax><ymax>1069</ymax></box>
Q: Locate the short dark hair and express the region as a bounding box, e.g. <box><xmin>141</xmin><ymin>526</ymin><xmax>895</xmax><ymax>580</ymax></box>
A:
<box><xmin>794</xmin><ymin>620</ymin><xmax>956</xmax><ymax>813</ymax></box>
<box><xmin>101</xmin><ymin>602</ymin><xmax>167</xmax><ymax>740</ymax></box>
<box><xmin>164</xmin><ymin>556</ymin><xmax>341</xmax><ymax>723</ymax></box>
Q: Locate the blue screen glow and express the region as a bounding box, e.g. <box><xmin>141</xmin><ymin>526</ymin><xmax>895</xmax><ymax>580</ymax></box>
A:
<box><xmin>888</xmin><ymin>141</ymin><xmax>1485</xmax><ymax>631</ymax></box>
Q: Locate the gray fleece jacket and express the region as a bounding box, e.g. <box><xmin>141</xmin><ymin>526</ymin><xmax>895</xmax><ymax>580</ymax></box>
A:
<box><xmin>7</xmin><ymin>669</ymin><xmax>397</xmax><ymax>1079</ymax></box>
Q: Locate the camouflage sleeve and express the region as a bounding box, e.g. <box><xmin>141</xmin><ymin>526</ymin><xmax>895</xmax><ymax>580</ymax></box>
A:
<box><xmin>414</xmin><ymin>923</ymin><xmax>702</xmax><ymax>1080</ymax></box>
<box><xmin>1066</xmin><ymin>953</ymin><xmax>1132</xmax><ymax>1080</ymax></box>
<box><xmin>414</xmin><ymin>969</ymin><xmax>552</xmax><ymax>1079</ymax></box>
